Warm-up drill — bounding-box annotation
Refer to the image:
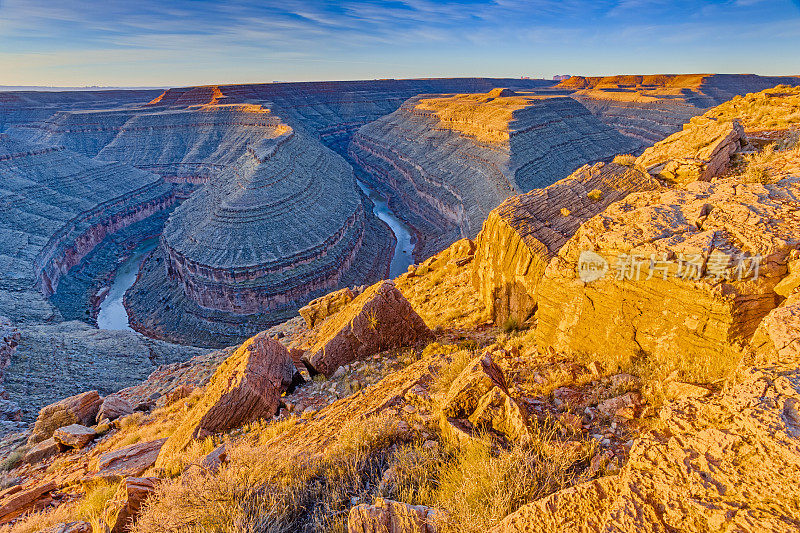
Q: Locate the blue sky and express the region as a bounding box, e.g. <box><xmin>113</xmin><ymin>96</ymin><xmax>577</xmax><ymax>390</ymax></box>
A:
<box><xmin>0</xmin><ymin>0</ymin><xmax>799</xmax><ymax>86</ymax></box>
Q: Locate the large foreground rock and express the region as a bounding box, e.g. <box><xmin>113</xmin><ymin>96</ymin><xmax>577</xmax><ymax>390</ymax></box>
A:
<box><xmin>53</xmin><ymin>424</ymin><xmax>96</xmax><ymax>449</ymax></box>
<box><xmin>97</xmin><ymin>396</ymin><xmax>134</xmax><ymax>423</ymax></box>
<box><xmin>106</xmin><ymin>477</ymin><xmax>159</xmax><ymax>533</ymax></box>
<box><xmin>94</xmin><ymin>438</ymin><xmax>167</xmax><ymax>481</ymax></box>
<box><xmin>493</xmin><ymin>300</ymin><xmax>800</xmax><ymax>532</ymax></box>
<box><xmin>535</xmin><ymin>178</ymin><xmax>800</xmax><ymax>368</ymax></box>
<box><xmin>472</xmin><ymin>162</ymin><xmax>660</xmax><ymax>324</ymax></box>
<box><xmin>156</xmin><ymin>333</ymin><xmax>298</xmax><ymax>467</ymax></box>
<box><xmin>348</xmin><ymin>497</ymin><xmax>441</xmax><ymax>533</ymax></box>
<box><xmin>304</xmin><ymin>281</ymin><xmax>432</xmax><ymax>377</ymax></box>
<box><xmin>635</xmin><ymin>116</ymin><xmax>746</xmax><ymax>183</ymax></box>
<box><xmin>0</xmin><ymin>481</ymin><xmax>57</xmax><ymax>524</ymax></box>
<box><xmin>28</xmin><ymin>391</ymin><xmax>101</xmax><ymax>445</ymax></box>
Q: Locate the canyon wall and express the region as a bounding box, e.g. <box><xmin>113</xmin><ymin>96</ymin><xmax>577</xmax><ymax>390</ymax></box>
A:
<box><xmin>122</xmin><ymin>110</ymin><xmax>394</xmax><ymax>347</ymax></box>
<box><xmin>560</xmin><ymin>74</ymin><xmax>800</xmax><ymax>144</ymax></box>
<box><xmin>0</xmin><ymin>134</ymin><xmax>204</xmax><ymax>419</ymax></box>
<box><xmin>349</xmin><ymin>89</ymin><xmax>643</xmax><ymax>256</ymax></box>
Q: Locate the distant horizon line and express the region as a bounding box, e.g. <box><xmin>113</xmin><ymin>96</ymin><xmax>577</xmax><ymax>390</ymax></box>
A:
<box><xmin>2</xmin><ymin>72</ymin><xmax>799</xmax><ymax>92</ymax></box>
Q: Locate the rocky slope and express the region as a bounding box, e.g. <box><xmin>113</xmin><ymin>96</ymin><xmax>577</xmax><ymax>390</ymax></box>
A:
<box><xmin>349</xmin><ymin>89</ymin><xmax>642</xmax><ymax>256</ymax></box>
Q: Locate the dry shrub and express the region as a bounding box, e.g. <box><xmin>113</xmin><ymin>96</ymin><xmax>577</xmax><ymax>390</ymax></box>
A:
<box><xmin>135</xmin><ymin>413</ymin><xmax>406</xmax><ymax>533</ymax></box>
<box><xmin>613</xmin><ymin>154</ymin><xmax>637</xmax><ymax>167</ymax></box>
<box><xmin>1</xmin><ymin>480</ymin><xmax>120</xmax><ymax>533</ymax></box>
<box><xmin>381</xmin><ymin>425</ymin><xmax>593</xmax><ymax>532</ymax></box>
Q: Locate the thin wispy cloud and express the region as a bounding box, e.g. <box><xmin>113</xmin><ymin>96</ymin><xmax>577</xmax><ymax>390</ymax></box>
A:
<box><xmin>0</xmin><ymin>0</ymin><xmax>798</xmax><ymax>86</ymax></box>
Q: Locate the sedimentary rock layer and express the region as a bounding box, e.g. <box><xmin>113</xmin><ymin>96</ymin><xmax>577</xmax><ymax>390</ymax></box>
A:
<box><xmin>535</xmin><ymin>177</ymin><xmax>800</xmax><ymax>367</ymax></box>
<box><xmin>560</xmin><ymin>74</ymin><xmax>800</xmax><ymax>144</ymax></box>
<box><xmin>0</xmin><ymin>135</ymin><xmax>174</xmax><ymax>305</ymax></box>
<box><xmin>0</xmin><ymin>135</ymin><xmax>205</xmax><ymax>419</ymax></box>
<box><xmin>349</xmin><ymin>90</ymin><xmax>642</xmax><ymax>256</ymax></box>
<box><xmin>471</xmin><ymin>162</ymin><xmax>661</xmax><ymax>325</ymax></box>
<box><xmin>158</xmin><ymin>117</ymin><xmax>368</xmax><ymax>315</ymax></box>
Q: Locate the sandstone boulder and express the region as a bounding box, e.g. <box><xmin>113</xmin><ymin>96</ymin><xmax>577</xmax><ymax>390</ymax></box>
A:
<box><xmin>439</xmin><ymin>352</ymin><xmax>528</xmax><ymax>443</ymax></box>
<box><xmin>636</xmin><ymin>116</ymin><xmax>746</xmax><ymax>183</ymax></box>
<box><xmin>472</xmin><ymin>162</ymin><xmax>660</xmax><ymax>325</ymax></box>
<box><xmin>156</xmin><ymin>333</ymin><xmax>298</xmax><ymax>467</ymax></box>
<box><xmin>28</xmin><ymin>391</ymin><xmax>101</xmax><ymax>445</ymax></box>
<box><xmin>304</xmin><ymin>281</ymin><xmax>431</xmax><ymax>377</ymax></box>
<box><xmin>22</xmin><ymin>437</ymin><xmax>61</xmax><ymax>465</ymax></box>
<box><xmin>106</xmin><ymin>477</ymin><xmax>158</xmax><ymax>533</ymax></box>
<box><xmin>299</xmin><ymin>287</ymin><xmax>358</xmax><ymax>328</ymax></box>
<box><xmin>53</xmin><ymin>424</ymin><xmax>96</xmax><ymax>449</ymax></box>
<box><xmin>535</xmin><ymin>178</ymin><xmax>800</xmax><ymax>370</ymax></box>
<box><xmin>94</xmin><ymin>438</ymin><xmax>167</xmax><ymax>481</ymax></box>
<box><xmin>0</xmin><ymin>481</ymin><xmax>57</xmax><ymax>524</ymax></box>
<box><xmin>97</xmin><ymin>396</ymin><xmax>134</xmax><ymax>423</ymax></box>
<box><xmin>348</xmin><ymin>497</ymin><xmax>441</xmax><ymax>533</ymax></box>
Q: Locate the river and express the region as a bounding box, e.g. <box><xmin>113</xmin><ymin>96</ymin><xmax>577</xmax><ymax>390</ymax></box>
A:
<box><xmin>356</xmin><ymin>180</ymin><xmax>415</xmax><ymax>278</ymax></box>
<box><xmin>96</xmin><ymin>237</ymin><xmax>158</xmax><ymax>331</ymax></box>
<box><xmin>97</xmin><ymin>185</ymin><xmax>413</xmax><ymax>331</ymax></box>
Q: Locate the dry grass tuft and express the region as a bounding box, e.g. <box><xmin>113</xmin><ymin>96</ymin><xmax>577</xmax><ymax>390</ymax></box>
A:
<box><xmin>613</xmin><ymin>154</ymin><xmax>637</xmax><ymax>167</ymax></box>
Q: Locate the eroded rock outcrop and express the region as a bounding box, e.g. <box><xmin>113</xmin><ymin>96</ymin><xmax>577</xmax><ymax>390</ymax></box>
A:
<box><xmin>94</xmin><ymin>438</ymin><xmax>167</xmax><ymax>481</ymax></box>
<box><xmin>560</xmin><ymin>74</ymin><xmax>800</xmax><ymax>144</ymax></box>
<box><xmin>304</xmin><ymin>281</ymin><xmax>431</xmax><ymax>377</ymax></box>
<box><xmin>28</xmin><ymin>390</ymin><xmax>101</xmax><ymax>445</ymax></box>
<box><xmin>350</xmin><ymin>91</ymin><xmax>642</xmax><ymax>256</ymax></box>
<box><xmin>535</xmin><ymin>178</ymin><xmax>800</xmax><ymax>368</ymax></box>
<box><xmin>471</xmin><ymin>162</ymin><xmax>661</xmax><ymax>325</ymax></box>
<box><xmin>105</xmin><ymin>477</ymin><xmax>159</xmax><ymax>533</ymax></box>
<box><xmin>635</xmin><ymin>116</ymin><xmax>747</xmax><ymax>183</ymax></box>
<box><xmin>156</xmin><ymin>333</ymin><xmax>299</xmax><ymax>466</ymax></box>
<box><xmin>348</xmin><ymin>497</ymin><xmax>441</xmax><ymax>533</ymax></box>
<box><xmin>299</xmin><ymin>287</ymin><xmax>360</xmax><ymax>329</ymax></box>
<box><xmin>493</xmin><ymin>299</ymin><xmax>800</xmax><ymax>532</ymax></box>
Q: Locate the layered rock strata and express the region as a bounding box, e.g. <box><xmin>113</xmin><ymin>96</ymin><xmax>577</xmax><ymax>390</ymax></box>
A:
<box><xmin>349</xmin><ymin>90</ymin><xmax>643</xmax><ymax>256</ymax></box>
<box><xmin>635</xmin><ymin>117</ymin><xmax>747</xmax><ymax>183</ymax></box>
<box><xmin>304</xmin><ymin>281</ymin><xmax>432</xmax><ymax>377</ymax></box>
<box><xmin>156</xmin><ymin>333</ymin><xmax>299</xmax><ymax>468</ymax></box>
<box><xmin>471</xmin><ymin>162</ymin><xmax>661</xmax><ymax>325</ymax></box>
<box><xmin>493</xmin><ymin>299</ymin><xmax>800</xmax><ymax>532</ymax></box>
<box><xmin>535</xmin><ymin>177</ymin><xmax>800</xmax><ymax>368</ymax></box>
<box><xmin>0</xmin><ymin>135</ymin><xmax>205</xmax><ymax>419</ymax></box>
<box><xmin>560</xmin><ymin>74</ymin><xmax>800</xmax><ymax>144</ymax></box>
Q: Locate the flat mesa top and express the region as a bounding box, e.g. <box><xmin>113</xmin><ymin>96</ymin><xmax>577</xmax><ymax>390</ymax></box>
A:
<box><xmin>415</xmin><ymin>89</ymin><xmax>561</xmax><ymax>143</ymax></box>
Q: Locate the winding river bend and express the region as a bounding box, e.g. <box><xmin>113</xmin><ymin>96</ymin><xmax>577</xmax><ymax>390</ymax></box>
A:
<box><xmin>96</xmin><ymin>185</ymin><xmax>414</xmax><ymax>331</ymax></box>
<box><xmin>357</xmin><ymin>180</ymin><xmax>415</xmax><ymax>278</ymax></box>
<box><xmin>96</xmin><ymin>237</ymin><xmax>158</xmax><ymax>331</ymax></box>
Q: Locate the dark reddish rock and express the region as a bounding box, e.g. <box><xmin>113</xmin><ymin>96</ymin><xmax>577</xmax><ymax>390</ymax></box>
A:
<box><xmin>28</xmin><ymin>391</ymin><xmax>101</xmax><ymax>445</ymax></box>
<box><xmin>304</xmin><ymin>281</ymin><xmax>432</xmax><ymax>377</ymax></box>
<box><xmin>108</xmin><ymin>477</ymin><xmax>159</xmax><ymax>533</ymax></box>
<box><xmin>22</xmin><ymin>437</ymin><xmax>61</xmax><ymax>465</ymax></box>
<box><xmin>0</xmin><ymin>480</ymin><xmax>57</xmax><ymax>524</ymax></box>
<box><xmin>156</xmin><ymin>334</ymin><xmax>298</xmax><ymax>467</ymax></box>
<box><xmin>97</xmin><ymin>395</ymin><xmax>134</xmax><ymax>423</ymax></box>
<box><xmin>94</xmin><ymin>438</ymin><xmax>167</xmax><ymax>481</ymax></box>
<box><xmin>200</xmin><ymin>445</ymin><xmax>227</xmax><ymax>474</ymax></box>
<box><xmin>53</xmin><ymin>424</ymin><xmax>96</xmax><ymax>449</ymax></box>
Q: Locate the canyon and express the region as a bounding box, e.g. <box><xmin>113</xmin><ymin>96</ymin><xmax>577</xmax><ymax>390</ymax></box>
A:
<box><xmin>0</xmin><ymin>74</ymin><xmax>798</xmax><ymax>418</ymax></box>
<box><xmin>0</xmin><ymin>78</ymin><xmax>799</xmax><ymax>533</ymax></box>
